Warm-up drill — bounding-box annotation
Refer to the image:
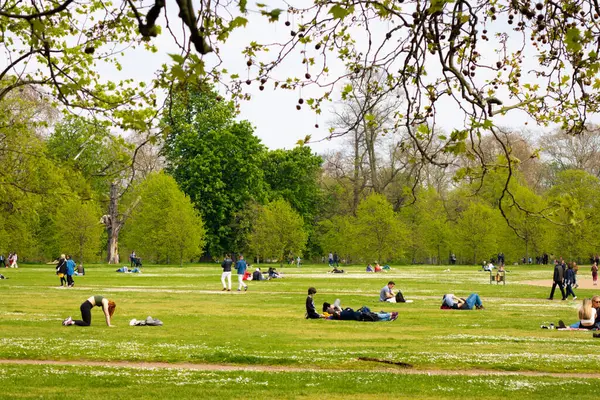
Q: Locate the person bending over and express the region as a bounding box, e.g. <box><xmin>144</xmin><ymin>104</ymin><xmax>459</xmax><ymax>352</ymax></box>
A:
<box><xmin>62</xmin><ymin>295</ymin><xmax>116</xmax><ymax>327</ymax></box>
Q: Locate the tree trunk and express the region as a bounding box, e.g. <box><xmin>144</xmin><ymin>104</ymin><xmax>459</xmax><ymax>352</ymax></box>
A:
<box><xmin>106</xmin><ymin>182</ymin><xmax>121</xmax><ymax>264</ymax></box>
<box><xmin>102</xmin><ymin>182</ymin><xmax>140</xmax><ymax>265</ymax></box>
<box><xmin>352</xmin><ymin>132</ymin><xmax>361</xmax><ymax>215</ymax></box>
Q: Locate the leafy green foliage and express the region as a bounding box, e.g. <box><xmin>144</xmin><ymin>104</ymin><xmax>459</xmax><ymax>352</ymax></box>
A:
<box><xmin>248</xmin><ymin>199</ymin><xmax>308</xmax><ymax>264</ymax></box>
<box><xmin>162</xmin><ymin>85</ymin><xmax>266</xmax><ymax>256</ymax></box>
<box><xmin>120</xmin><ymin>172</ymin><xmax>206</xmax><ymax>265</ymax></box>
<box><xmin>55</xmin><ymin>199</ymin><xmax>103</xmax><ymax>264</ymax></box>
<box><xmin>353</xmin><ymin>193</ymin><xmax>407</xmax><ymax>263</ymax></box>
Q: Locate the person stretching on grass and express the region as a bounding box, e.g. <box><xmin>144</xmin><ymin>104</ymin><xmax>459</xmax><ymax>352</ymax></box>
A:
<box><xmin>62</xmin><ymin>295</ymin><xmax>116</xmax><ymax>327</ymax></box>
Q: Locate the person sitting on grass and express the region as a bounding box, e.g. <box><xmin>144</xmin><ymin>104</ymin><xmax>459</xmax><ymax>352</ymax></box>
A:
<box><xmin>441</xmin><ymin>293</ymin><xmax>484</xmax><ymax>310</ymax></box>
<box><xmin>306</xmin><ymin>287</ymin><xmax>322</xmax><ymax>319</ymax></box>
<box><xmin>558</xmin><ymin>297</ymin><xmax>599</xmax><ymax>330</ymax></box>
<box><xmin>268</xmin><ymin>267</ymin><xmax>283</xmax><ymax>279</ymax></box>
<box><xmin>252</xmin><ymin>268</ymin><xmax>267</xmax><ymax>281</ymax></box>
<box><xmin>366</xmin><ymin>264</ymin><xmax>374</xmax><ymax>272</ymax></box>
<box><xmin>496</xmin><ymin>263</ymin><xmax>505</xmax><ymax>282</ymax></box>
<box><xmin>374</xmin><ymin>263</ymin><xmax>383</xmax><ymax>272</ymax></box>
<box><xmin>62</xmin><ymin>295</ymin><xmax>116</xmax><ymax>327</ymax></box>
<box><xmin>380</xmin><ymin>281</ymin><xmax>398</xmax><ymax>303</ymax></box>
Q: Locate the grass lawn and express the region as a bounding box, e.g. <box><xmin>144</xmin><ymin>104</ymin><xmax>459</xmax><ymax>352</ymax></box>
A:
<box><xmin>0</xmin><ymin>262</ymin><xmax>598</xmax><ymax>398</ymax></box>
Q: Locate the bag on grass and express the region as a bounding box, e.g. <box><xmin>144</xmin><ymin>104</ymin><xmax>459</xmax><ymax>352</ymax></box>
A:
<box><xmin>395</xmin><ymin>291</ymin><xmax>406</xmax><ymax>303</ymax></box>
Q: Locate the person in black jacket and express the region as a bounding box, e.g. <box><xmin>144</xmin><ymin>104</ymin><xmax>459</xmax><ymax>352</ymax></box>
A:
<box><xmin>306</xmin><ymin>287</ymin><xmax>322</xmax><ymax>319</ymax></box>
<box><xmin>564</xmin><ymin>263</ymin><xmax>577</xmax><ymax>300</ymax></box>
<box><xmin>56</xmin><ymin>254</ymin><xmax>67</xmax><ymax>287</ymax></box>
<box><xmin>220</xmin><ymin>254</ymin><xmax>233</xmax><ymax>291</ymax></box>
<box><xmin>548</xmin><ymin>259</ymin><xmax>566</xmax><ymax>300</ymax></box>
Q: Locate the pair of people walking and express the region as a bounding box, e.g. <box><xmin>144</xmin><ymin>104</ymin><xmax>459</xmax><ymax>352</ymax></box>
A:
<box><xmin>548</xmin><ymin>260</ymin><xmax>577</xmax><ymax>300</ymax></box>
<box><xmin>220</xmin><ymin>254</ymin><xmax>248</xmax><ymax>292</ymax></box>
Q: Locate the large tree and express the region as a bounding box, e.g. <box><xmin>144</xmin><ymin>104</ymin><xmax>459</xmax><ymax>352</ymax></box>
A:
<box><xmin>354</xmin><ymin>193</ymin><xmax>407</xmax><ymax>263</ymax></box>
<box><xmin>162</xmin><ymin>85</ymin><xmax>266</xmax><ymax>256</ymax></box>
<box><xmin>248</xmin><ymin>199</ymin><xmax>308</xmax><ymax>265</ymax></box>
<box><xmin>55</xmin><ymin>199</ymin><xmax>104</xmax><ymax>264</ymax></box>
<box><xmin>120</xmin><ymin>172</ymin><xmax>206</xmax><ymax>264</ymax></box>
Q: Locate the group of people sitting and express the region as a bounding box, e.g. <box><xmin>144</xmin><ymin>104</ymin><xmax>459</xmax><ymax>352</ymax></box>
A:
<box><xmin>366</xmin><ymin>263</ymin><xmax>391</xmax><ymax>273</ymax></box>
<box><xmin>243</xmin><ymin>267</ymin><xmax>282</xmax><ymax>281</ymax></box>
<box><xmin>305</xmin><ymin>287</ymin><xmax>398</xmax><ymax>321</ymax></box>
<box><xmin>306</xmin><ymin>283</ymin><xmax>484</xmax><ymax>321</ymax></box>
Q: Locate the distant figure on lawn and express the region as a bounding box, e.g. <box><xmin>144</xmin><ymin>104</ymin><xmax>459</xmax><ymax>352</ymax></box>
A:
<box><xmin>306</xmin><ymin>287</ymin><xmax>322</xmax><ymax>319</ymax></box>
<box><xmin>252</xmin><ymin>268</ymin><xmax>267</xmax><ymax>281</ymax></box>
<box><xmin>62</xmin><ymin>295</ymin><xmax>116</xmax><ymax>327</ymax></box>
<box><xmin>235</xmin><ymin>255</ymin><xmax>248</xmax><ymax>292</ymax></box>
<box><xmin>564</xmin><ymin>263</ymin><xmax>577</xmax><ymax>300</ymax></box>
<box><xmin>221</xmin><ymin>254</ymin><xmax>233</xmax><ymax>291</ymax></box>
<box><xmin>592</xmin><ymin>262</ymin><xmax>598</xmax><ymax>286</ymax></box>
<box><xmin>56</xmin><ymin>254</ymin><xmax>67</xmax><ymax>287</ymax></box>
<box><xmin>548</xmin><ymin>260</ymin><xmax>566</xmax><ymax>301</ymax></box>
<box><xmin>66</xmin><ymin>255</ymin><xmax>76</xmax><ymax>287</ymax></box>
<box><xmin>441</xmin><ymin>294</ymin><xmax>484</xmax><ymax>310</ymax></box>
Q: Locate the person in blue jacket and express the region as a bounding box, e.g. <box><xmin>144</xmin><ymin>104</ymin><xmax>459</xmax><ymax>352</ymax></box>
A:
<box><xmin>66</xmin><ymin>255</ymin><xmax>76</xmax><ymax>287</ymax></box>
<box><xmin>235</xmin><ymin>255</ymin><xmax>248</xmax><ymax>292</ymax></box>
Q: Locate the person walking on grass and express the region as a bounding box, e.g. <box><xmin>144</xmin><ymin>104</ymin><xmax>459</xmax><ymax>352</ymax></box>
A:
<box><xmin>235</xmin><ymin>255</ymin><xmax>248</xmax><ymax>292</ymax></box>
<box><xmin>548</xmin><ymin>259</ymin><xmax>566</xmax><ymax>300</ymax></box>
<box><xmin>221</xmin><ymin>254</ymin><xmax>233</xmax><ymax>291</ymax></box>
<box><xmin>62</xmin><ymin>295</ymin><xmax>116</xmax><ymax>327</ymax></box>
<box><xmin>56</xmin><ymin>254</ymin><xmax>67</xmax><ymax>287</ymax></box>
<box><xmin>65</xmin><ymin>255</ymin><xmax>76</xmax><ymax>287</ymax></box>
<box><xmin>592</xmin><ymin>262</ymin><xmax>598</xmax><ymax>286</ymax></box>
<box><xmin>564</xmin><ymin>263</ymin><xmax>577</xmax><ymax>300</ymax></box>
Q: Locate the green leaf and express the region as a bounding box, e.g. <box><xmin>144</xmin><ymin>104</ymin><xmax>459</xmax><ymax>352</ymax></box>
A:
<box><xmin>565</xmin><ymin>28</ymin><xmax>582</xmax><ymax>53</ymax></box>
<box><xmin>238</xmin><ymin>0</ymin><xmax>247</xmax><ymax>13</ymax></box>
<box><xmin>261</xmin><ymin>9</ymin><xmax>283</xmax><ymax>22</ymax></box>
<box><xmin>168</xmin><ymin>53</ymin><xmax>185</xmax><ymax>64</ymax></box>
<box><xmin>329</xmin><ymin>5</ymin><xmax>351</xmax><ymax>19</ymax></box>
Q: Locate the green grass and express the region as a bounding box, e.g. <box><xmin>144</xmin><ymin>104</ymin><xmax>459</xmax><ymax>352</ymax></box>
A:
<box><xmin>0</xmin><ymin>263</ymin><xmax>598</xmax><ymax>398</ymax></box>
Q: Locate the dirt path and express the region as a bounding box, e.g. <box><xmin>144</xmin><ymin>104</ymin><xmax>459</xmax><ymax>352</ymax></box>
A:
<box><xmin>1</xmin><ymin>359</ymin><xmax>599</xmax><ymax>379</ymax></box>
<box><xmin>522</xmin><ymin>279</ymin><xmax>600</xmax><ymax>290</ymax></box>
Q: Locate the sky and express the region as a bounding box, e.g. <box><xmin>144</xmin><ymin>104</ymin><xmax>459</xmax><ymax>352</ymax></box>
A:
<box><xmin>2</xmin><ymin>1</ymin><xmax>591</xmax><ymax>154</ymax></box>
<box><xmin>127</xmin><ymin>1</ymin><xmax>556</xmax><ymax>153</ymax></box>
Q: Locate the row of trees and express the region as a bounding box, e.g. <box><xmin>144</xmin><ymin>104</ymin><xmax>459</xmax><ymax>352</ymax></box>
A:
<box><xmin>3</xmin><ymin>81</ymin><xmax>600</xmax><ymax>265</ymax></box>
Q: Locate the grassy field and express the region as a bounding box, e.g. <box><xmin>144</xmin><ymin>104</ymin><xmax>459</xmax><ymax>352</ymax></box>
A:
<box><xmin>0</xmin><ymin>262</ymin><xmax>599</xmax><ymax>399</ymax></box>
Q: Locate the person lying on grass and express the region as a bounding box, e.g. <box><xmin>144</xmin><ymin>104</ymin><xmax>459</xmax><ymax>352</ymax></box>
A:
<box><xmin>327</xmin><ymin>306</ymin><xmax>398</xmax><ymax>322</ymax></box>
<box><xmin>322</xmin><ymin>299</ymin><xmax>342</xmax><ymax>315</ymax></box>
<box><xmin>62</xmin><ymin>295</ymin><xmax>116</xmax><ymax>327</ymax></box>
<box><xmin>441</xmin><ymin>294</ymin><xmax>484</xmax><ymax>310</ymax></box>
<box><xmin>557</xmin><ymin>296</ymin><xmax>600</xmax><ymax>330</ymax></box>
